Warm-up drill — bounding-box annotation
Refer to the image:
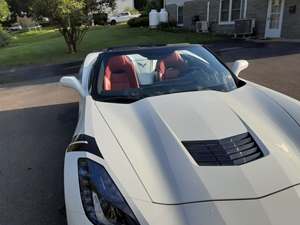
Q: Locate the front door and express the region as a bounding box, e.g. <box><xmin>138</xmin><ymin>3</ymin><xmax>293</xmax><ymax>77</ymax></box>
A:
<box><xmin>265</xmin><ymin>0</ymin><xmax>285</xmax><ymax>38</ymax></box>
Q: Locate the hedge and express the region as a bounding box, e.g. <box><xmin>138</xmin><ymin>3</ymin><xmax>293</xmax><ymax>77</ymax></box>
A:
<box><xmin>0</xmin><ymin>26</ymin><xmax>10</xmax><ymax>47</ymax></box>
<box><xmin>127</xmin><ymin>17</ymin><xmax>149</xmax><ymax>27</ymax></box>
<box><xmin>94</xmin><ymin>13</ymin><xmax>108</xmax><ymax>25</ymax></box>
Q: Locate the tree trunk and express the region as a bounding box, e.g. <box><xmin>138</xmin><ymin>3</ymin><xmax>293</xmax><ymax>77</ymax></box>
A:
<box><xmin>59</xmin><ymin>24</ymin><xmax>87</xmax><ymax>54</ymax></box>
<box><xmin>71</xmin><ymin>41</ymin><xmax>77</xmax><ymax>53</ymax></box>
<box><xmin>60</xmin><ymin>29</ymin><xmax>71</xmax><ymax>53</ymax></box>
<box><xmin>67</xmin><ymin>43</ymin><xmax>73</xmax><ymax>53</ymax></box>
<box><xmin>60</xmin><ymin>29</ymin><xmax>75</xmax><ymax>54</ymax></box>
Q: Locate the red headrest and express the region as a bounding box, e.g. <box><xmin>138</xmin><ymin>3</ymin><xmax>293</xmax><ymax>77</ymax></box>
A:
<box><xmin>108</xmin><ymin>56</ymin><xmax>132</xmax><ymax>72</ymax></box>
<box><xmin>163</xmin><ymin>52</ymin><xmax>185</xmax><ymax>68</ymax></box>
<box><xmin>104</xmin><ymin>55</ymin><xmax>139</xmax><ymax>91</ymax></box>
<box><xmin>157</xmin><ymin>52</ymin><xmax>186</xmax><ymax>80</ymax></box>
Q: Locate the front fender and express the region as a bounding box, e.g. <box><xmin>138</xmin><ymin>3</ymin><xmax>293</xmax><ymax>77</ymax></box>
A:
<box><xmin>248</xmin><ymin>81</ymin><xmax>300</xmax><ymax>127</ymax></box>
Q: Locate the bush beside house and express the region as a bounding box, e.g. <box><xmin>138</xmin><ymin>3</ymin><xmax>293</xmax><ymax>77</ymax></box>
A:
<box><xmin>94</xmin><ymin>13</ymin><xmax>108</xmax><ymax>25</ymax></box>
<box><xmin>0</xmin><ymin>25</ymin><xmax>10</xmax><ymax>46</ymax></box>
<box><xmin>0</xmin><ymin>0</ymin><xmax>10</xmax><ymax>47</ymax></box>
<box><xmin>127</xmin><ymin>16</ymin><xmax>149</xmax><ymax>27</ymax></box>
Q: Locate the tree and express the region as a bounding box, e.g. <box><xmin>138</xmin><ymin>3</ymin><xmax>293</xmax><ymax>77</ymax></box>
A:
<box><xmin>134</xmin><ymin>0</ymin><xmax>147</xmax><ymax>10</ymax></box>
<box><xmin>86</xmin><ymin>0</ymin><xmax>113</xmax><ymax>12</ymax></box>
<box><xmin>32</xmin><ymin>0</ymin><xmax>115</xmax><ymax>53</ymax></box>
<box><xmin>0</xmin><ymin>0</ymin><xmax>10</xmax><ymax>22</ymax></box>
<box><xmin>6</xmin><ymin>0</ymin><xmax>32</xmax><ymax>15</ymax></box>
<box><xmin>55</xmin><ymin>0</ymin><xmax>87</xmax><ymax>53</ymax></box>
<box><xmin>0</xmin><ymin>0</ymin><xmax>10</xmax><ymax>47</ymax></box>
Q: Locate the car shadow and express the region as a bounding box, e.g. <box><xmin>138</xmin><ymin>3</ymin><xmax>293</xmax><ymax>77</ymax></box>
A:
<box><xmin>0</xmin><ymin>103</ymin><xmax>78</xmax><ymax>225</ymax></box>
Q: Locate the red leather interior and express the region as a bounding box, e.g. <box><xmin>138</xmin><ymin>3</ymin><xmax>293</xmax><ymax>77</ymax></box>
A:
<box><xmin>157</xmin><ymin>52</ymin><xmax>186</xmax><ymax>80</ymax></box>
<box><xmin>104</xmin><ymin>56</ymin><xmax>139</xmax><ymax>91</ymax></box>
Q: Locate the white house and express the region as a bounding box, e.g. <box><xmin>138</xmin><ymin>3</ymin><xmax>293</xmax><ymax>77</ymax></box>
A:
<box><xmin>96</xmin><ymin>0</ymin><xmax>135</xmax><ymax>14</ymax></box>
<box><xmin>165</xmin><ymin>0</ymin><xmax>300</xmax><ymax>39</ymax></box>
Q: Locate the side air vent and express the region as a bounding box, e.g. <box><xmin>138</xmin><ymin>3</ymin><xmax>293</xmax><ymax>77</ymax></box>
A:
<box><xmin>182</xmin><ymin>133</ymin><xmax>263</xmax><ymax>166</ymax></box>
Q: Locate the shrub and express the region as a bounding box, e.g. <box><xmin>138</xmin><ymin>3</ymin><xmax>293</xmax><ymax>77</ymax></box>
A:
<box><xmin>168</xmin><ymin>20</ymin><xmax>177</xmax><ymax>27</ymax></box>
<box><xmin>0</xmin><ymin>26</ymin><xmax>10</xmax><ymax>47</ymax></box>
<box><xmin>156</xmin><ymin>21</ymin><xmax>189</xmax><ymax>33</ymax></box>
<box><xmin>157</xmin><ymin>22</ymin><xmax>170</xmax><ymax>29</ymax></box>
<box><xmin>93</xmin><ymin>13</ymin><xmax>108</xmax><ymax>25</ymax></box>
<box><xmin>157</xmin><ymin>21</ymin><xmax>178</xmax><ymax>29</ymax></box>
<box><xmin>127</xmin><ymin>16</ymin><xmax>149</xmax><ymax>27</ymax></box>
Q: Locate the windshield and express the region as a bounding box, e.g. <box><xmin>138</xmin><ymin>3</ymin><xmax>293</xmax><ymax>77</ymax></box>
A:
<box><xmin>93</xmin><ymin>45</ymin><xmax>237</xmax><ymax>103</ymax></box>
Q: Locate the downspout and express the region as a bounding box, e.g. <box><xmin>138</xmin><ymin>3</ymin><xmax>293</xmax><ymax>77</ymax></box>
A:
<box><xmin>207</xmin><ymin>0</ymin><xmax>210</xmax><ymax>22</ymax></box>
<box><xmin>243</xmin><ymin>0</ymin><xmax>248</xmax><ymax>18</ymax></box>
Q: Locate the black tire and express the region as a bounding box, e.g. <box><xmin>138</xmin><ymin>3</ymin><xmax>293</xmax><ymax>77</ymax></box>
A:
<box><xmin>110</xmin><ymin>20</ymin><xmax>117</xmax><ymax>25</ymax></box>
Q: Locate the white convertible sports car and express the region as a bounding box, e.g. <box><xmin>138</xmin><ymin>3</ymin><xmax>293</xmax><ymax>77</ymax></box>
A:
<box><xmin>60</xmin><ymin>44</ymin><xmax>300</xmax><ymax>225</ymax></box>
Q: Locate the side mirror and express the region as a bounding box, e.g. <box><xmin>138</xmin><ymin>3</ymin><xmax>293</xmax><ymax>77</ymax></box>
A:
<box><xmin>60</xmin><ymin>76</ymin><xmax>85</xmax><ymax>97</ymax></box>
<box><xmin>231</xmin><ymin>60</ymin><xmax>249</xmax><ymax>77</ymax></box>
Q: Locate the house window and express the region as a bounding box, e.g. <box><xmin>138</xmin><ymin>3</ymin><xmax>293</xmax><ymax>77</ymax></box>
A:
<box><xmin>177</xmin><ymin>6</ymin><xmax>184</xmax><ymax>26</ymax></box>
<box><xmin>231</xmin><ymin>0</ymin><xmax>242</xmax><ymax>20</ymax></box>
<box><xmin>219</xmin><ymin>0</ymin><xmax>245</xmax><ymax>24</ymax></box>
<box><xmin>220</xmin><ymin>0</ymin><xmax>230</xmax><ymax>22</ymax></box>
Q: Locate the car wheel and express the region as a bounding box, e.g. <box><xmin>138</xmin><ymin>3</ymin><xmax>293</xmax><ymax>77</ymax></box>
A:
<box><xmin>111</xmin><ymin>20</ymin><xmax>117</xmax><ymax>25</ymax></box>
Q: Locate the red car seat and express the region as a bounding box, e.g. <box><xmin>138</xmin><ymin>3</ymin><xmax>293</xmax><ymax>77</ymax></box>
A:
<box><xmin>104</xmin><ymin>56</ymin><xmax>139</xmax><ymax>91</ymax></box>
<box><xmin>157</xmin><ymin>52</ymin><xmax>186</xmax><ymax>80</ymax></box>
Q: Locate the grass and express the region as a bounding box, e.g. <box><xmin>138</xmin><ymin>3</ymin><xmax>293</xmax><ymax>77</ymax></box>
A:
<box><xmin>0</xmin><ymin>25</ymin><xmax>223</xmax><ymax>68</ymax></box>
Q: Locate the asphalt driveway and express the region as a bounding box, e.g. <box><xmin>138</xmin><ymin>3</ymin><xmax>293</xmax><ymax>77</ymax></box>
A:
<box><xmin>215</xmin><ymin>41</ymin><xmax>300</xmax><ymax>100</ymax></box>
<box><xmin>0</xmin><ymin>84</ymin><xmax>78</xmax><ymax>225</ymax></box>
<box><xmin>0</xmin><ymin>41</ymin><xmax>299</xmax><ymax>225</ymax></box>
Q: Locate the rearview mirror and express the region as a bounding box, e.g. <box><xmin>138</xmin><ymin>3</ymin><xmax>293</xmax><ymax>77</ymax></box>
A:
<box><xmin>60</xmin><ymin>76</ymin><xmax>85</xmax><ymax>97</ymax></box>
<box><xmin>231</xmin><ymin>60</ymin><xmax>249</xmax><ymax>77</ymax></box>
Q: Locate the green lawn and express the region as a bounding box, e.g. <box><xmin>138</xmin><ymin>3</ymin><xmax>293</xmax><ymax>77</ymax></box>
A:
<box><xmin>0</xmin><ymin>25</ymin><xmax>223</xmax><ymax>68</ymax></box>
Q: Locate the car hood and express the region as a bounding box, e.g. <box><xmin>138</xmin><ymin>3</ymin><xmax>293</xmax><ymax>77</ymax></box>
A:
<box><xmin>95</xmin><ymin>84</ymin><xmax>300</xmax><ymax>204</ymax></box>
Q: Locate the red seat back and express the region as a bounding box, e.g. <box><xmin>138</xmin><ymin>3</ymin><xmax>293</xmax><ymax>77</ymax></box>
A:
<box><xmin>104</xmin><ymin>56</ymin><xmax>139</xmax><ymax>91</ymax></box>
<box><xmin>157</xmin><ymin>52</ymin><xmax>186</xmax><ymax>80</ymax></box>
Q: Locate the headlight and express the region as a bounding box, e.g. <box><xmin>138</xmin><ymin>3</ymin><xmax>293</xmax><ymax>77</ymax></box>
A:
<box><xmin>78</xmin><ymin>158</ymin><xmax>140</xmax><ymax>225</ymax></box>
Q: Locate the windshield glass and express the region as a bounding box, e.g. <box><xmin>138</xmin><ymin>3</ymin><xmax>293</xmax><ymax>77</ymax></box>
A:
<box><xmin>93</xmin><ymin>45</ymin><xmax>237</xmax><ymax>103</ymax></box>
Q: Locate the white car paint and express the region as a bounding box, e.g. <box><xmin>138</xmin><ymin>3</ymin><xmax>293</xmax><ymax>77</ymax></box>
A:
<box><xmin>94</xmin><ymin>86</ymin><xmax>300</xmax><ymax>205</ymax></box>
<box><xmin>107</xmin><ymin>12</ymin><xmax>140</xmax><ymax>24</ymax></box>
<box><xmin>8</xmin><ymin>23</ymin><xmax>23</xmax><ymax>32</ymax></box>
<box><xmin>61</xmin><ymin>49</ymin><xmax>300</xmax><ymax>225</ymax></box>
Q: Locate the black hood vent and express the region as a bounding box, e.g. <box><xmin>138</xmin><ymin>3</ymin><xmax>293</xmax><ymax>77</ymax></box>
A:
<box><xmin>182</xmin><ymin>133</ymin><xmax>264</xmax><ymax>166</ymax></box>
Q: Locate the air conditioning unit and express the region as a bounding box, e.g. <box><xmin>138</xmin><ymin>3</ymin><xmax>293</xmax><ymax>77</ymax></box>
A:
<box><xmin>234</xmin><ymin>19</ymin><xmax>255</xmax><ymax>36</ymax></box>
<box><xmin>195</xmin><ymin>21</ymin><xmax>209</xmax><ymax>33</ymax></box>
